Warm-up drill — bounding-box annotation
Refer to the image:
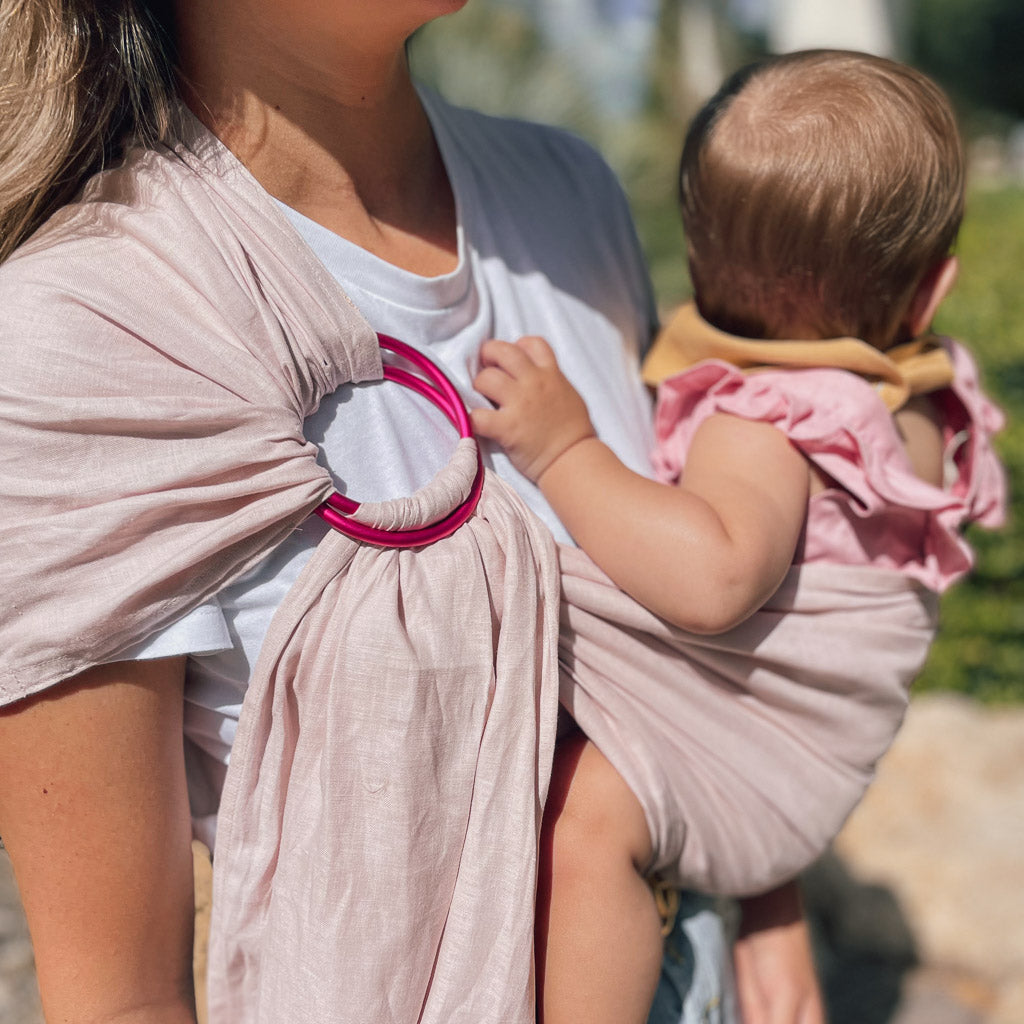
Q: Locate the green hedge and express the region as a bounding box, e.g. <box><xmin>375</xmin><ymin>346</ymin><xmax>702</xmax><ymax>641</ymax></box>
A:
<box><xmin>914</xmin><ymin>187</ymin><xmax>1024</xmax><ymax>703</ymax></box>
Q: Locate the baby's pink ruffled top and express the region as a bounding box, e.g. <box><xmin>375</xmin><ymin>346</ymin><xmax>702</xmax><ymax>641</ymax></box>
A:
<box><xmin>651</xmin><ymin>338</ymin><xmax>1006</xmax><ymax>592</ymax></box>
<box><xmin>560</xmin><ymin>316</ymin><xmax>1007</xmax><ymax>894</ymax></box>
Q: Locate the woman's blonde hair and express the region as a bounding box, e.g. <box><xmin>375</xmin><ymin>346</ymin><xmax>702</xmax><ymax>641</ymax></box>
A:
<box><xmin>680</xmin><ymin>50</ymin><xmax>965</xmax><ymax>349</ymax></box>
<box><xmin>0</xmin><ymin>0</ymin><xmax>177</xmax><ymax>263</ymax></box>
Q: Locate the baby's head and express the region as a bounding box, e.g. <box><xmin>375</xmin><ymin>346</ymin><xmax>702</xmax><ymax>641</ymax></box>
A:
<box><xmin>681</xmin><ymin>50</ymin><xmax>964</xmax><ymax>349</ymax></box>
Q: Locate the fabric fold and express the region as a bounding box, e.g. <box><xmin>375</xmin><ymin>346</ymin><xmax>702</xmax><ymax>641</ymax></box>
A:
<box><xmin>559</xmin><ymin>547</ymin><xmax>937</xmax><ymax>895</ymax></box>
<box><xmin>350</xmin><ymin>436</ymin><xmax>480</xmax><ymax>530</ymax></box>
<box><xmin>210</xmin><ymin>478</ymin><xmax>560</xmax><ymax>1024</ymax></box>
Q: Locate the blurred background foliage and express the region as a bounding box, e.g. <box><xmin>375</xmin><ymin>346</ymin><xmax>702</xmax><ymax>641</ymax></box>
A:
<box><xmin>918</xmin><ymin>189</ymin><xmax>1024</xmax><ymax>702</ymax></box>
<box><xmin>912</xmin><ymin>0</ymin><xmax>1024</xmax><ymax>128</ymax></box>
<box><xmin>410</xmin><ymin>0</ymin><xmax>1022</xmax><ymax>703</ymax></box>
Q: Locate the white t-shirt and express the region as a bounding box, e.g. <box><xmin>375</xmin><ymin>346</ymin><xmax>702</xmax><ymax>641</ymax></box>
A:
<box><xmin>123</xmin><ymin>86</ymin><xmax>657</xmax><ymax>797</ymax></box>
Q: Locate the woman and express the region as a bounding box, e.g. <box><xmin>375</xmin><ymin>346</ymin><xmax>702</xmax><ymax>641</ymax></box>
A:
<box><xmin>0</xmin><ymin>2</ymin><xmax>821</xmax><ymax>1021</ymax></box>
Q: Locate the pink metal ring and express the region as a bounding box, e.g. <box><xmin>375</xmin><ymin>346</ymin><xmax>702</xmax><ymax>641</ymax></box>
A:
<box><xmin>314</xmin><ymin>334</ymin><xmax>483</xmax><ymax>548</ymax></box>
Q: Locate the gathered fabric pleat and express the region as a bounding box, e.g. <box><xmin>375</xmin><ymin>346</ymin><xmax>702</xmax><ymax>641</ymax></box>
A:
<box><xmin>350</xmin><ymin>437</ymin><xmax>481</xmax><ymax>530</ymax></box>
<box><xmin>209</xmin><ymin>472</ymin><xmax>560</xmax><ymax>1024</ymax></box>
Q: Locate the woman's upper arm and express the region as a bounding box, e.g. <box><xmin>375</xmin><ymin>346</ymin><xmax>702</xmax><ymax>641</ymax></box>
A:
<box><xmin>0</xmin><ymin>657</ymin><xmax>197</xmax><ymax>1024</ymax></box>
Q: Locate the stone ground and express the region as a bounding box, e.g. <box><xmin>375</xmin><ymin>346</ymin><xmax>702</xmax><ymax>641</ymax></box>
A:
<box><xmin>0</xmin><ymin>845</ymin><xmax>42</xmax><ymax>1024</ymax></box>
<box><xmin>2</xmin><ymin>693</ymin><xmax>1022</xmax><ymax>1023</ymax></box>
<box><xmin>817</xmin><ymin>694</ymin><xmax>1024</xmax><ymax>1024</ymax></box>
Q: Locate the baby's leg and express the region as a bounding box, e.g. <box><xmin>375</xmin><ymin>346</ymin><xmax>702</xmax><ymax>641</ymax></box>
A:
<box><xmin>537</xmin><ymin>730</ymin><xmax>663</xmax><ymax>1024</ymax></box>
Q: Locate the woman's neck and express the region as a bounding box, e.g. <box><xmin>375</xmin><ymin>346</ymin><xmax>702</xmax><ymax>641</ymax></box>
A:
<box><xmin>173</xmin><ymin>2</ymin><xmax>458</xmax><ymax>275</ymax></box>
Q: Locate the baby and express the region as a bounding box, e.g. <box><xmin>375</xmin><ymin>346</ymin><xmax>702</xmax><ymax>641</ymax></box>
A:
<box><xmin>472</xmin><ymin>50</ymin><xmax>1006</xmax><ymax>1024</ymax></box>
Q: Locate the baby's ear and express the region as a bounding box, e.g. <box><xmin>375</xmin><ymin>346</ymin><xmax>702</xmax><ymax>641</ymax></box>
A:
<box><xmin>904</xmin><ymin>256</ymin><xmax>959</xmax><ymax>339</ymax></box>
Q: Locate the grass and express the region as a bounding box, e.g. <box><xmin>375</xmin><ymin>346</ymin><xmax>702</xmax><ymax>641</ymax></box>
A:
<box><xmin>912</xmin><ymin>186</ymin><xmax>1024</xmax><ymax>703</ymax></box>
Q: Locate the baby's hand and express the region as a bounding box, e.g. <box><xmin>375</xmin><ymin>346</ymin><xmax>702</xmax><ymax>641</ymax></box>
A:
<box><xmin>472</xmin><ymin>336</ymin><xmax>595</xmax><ymax>483</ymax></box>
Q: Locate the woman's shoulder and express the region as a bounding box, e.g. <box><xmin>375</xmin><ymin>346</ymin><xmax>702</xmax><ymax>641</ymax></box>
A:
<box><xmin>0</xmin><ymin>137</ymin><xmax>305</xmax><ymax>343</ymax></box>
<box><xmin>1</xmin><ymin>146</ymin><xmax>198</xmax><ymax>292</ymax></box>
<box><xmin>418</xmin><ymin>87</ymin><xmax>651</xmax><ymax>318</ymax></box>
<box><xmin>418</xmin><ymin>86</ymin><xmax>628</xmax><ymax>206</ymax></box>
<box><xmin>0</xmin><ymin>182</ymin><xmax>139</xmax><ymax>356</ymax></box>
<box><xmin>0</xmin><ymin>141</ymin><xmax>280</xmax><ymax>385</ymax></box>
<box><xmin>0</xmin><ymin>157</ymin><xmax>202</xmax><ymax>378</ymax></box>
<box><xmin>2</xmin><ymin>115</ymin><xmax>292</xmax><ymax>283</ymax></box>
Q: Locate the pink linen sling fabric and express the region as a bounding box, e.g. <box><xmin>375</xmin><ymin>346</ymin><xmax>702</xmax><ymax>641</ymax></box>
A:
<box><xmin>559</xmin><ymin>548</ymin><xmax>937</xmax><ymax>896</ymax></box>
<box><xmin>0</xmin><ymin>110</ymin><xmax>560</xmax><ymax>1023</ymax></box>
<box><xmin>0</xmin><ymin>112</ymin><xmax>379</xmax><ymax>695</ymax></box>
<box><xmin>210</xmin><ymin>486</ymin><xmax>559</xmax><ymax>1023</ymax></box>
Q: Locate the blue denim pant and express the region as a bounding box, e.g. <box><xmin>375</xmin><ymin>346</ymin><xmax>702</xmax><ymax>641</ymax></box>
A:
<box><xmin>646</xmin><ymin>893</ymin><xmax>737</xmax><ymax>1024</ymax></box>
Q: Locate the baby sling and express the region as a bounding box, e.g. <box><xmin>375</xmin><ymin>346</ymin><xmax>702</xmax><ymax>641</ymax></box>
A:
<box><xmin>0</xmin><ymin>113</ymin><xmax>561</xmax><ymax>1024</ymax></box>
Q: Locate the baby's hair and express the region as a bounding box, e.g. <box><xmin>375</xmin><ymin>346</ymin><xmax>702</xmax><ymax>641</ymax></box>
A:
<box><xmin>680</xmin><ymin>50</ymin><xmax>965</xmax><ymax>349</ymax></box>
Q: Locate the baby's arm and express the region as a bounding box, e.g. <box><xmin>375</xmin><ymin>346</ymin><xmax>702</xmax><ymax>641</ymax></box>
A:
<box><xmin>473</xmin><ymin>336</ymin><xmax>810</xmax><ymax>633</ymax></box>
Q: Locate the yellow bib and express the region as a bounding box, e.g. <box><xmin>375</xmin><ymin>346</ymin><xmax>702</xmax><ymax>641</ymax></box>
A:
<box><xmin>643</xmin><ymin>303</ymin><xmax>955</xmax><ymax>412</ymax></box>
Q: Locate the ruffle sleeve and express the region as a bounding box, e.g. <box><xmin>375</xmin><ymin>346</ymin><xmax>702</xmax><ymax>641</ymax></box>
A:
<box><xmin>651</xmin><ymin>344</ymin><xmax>1006</xmax><ymax>592</ymax></box>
